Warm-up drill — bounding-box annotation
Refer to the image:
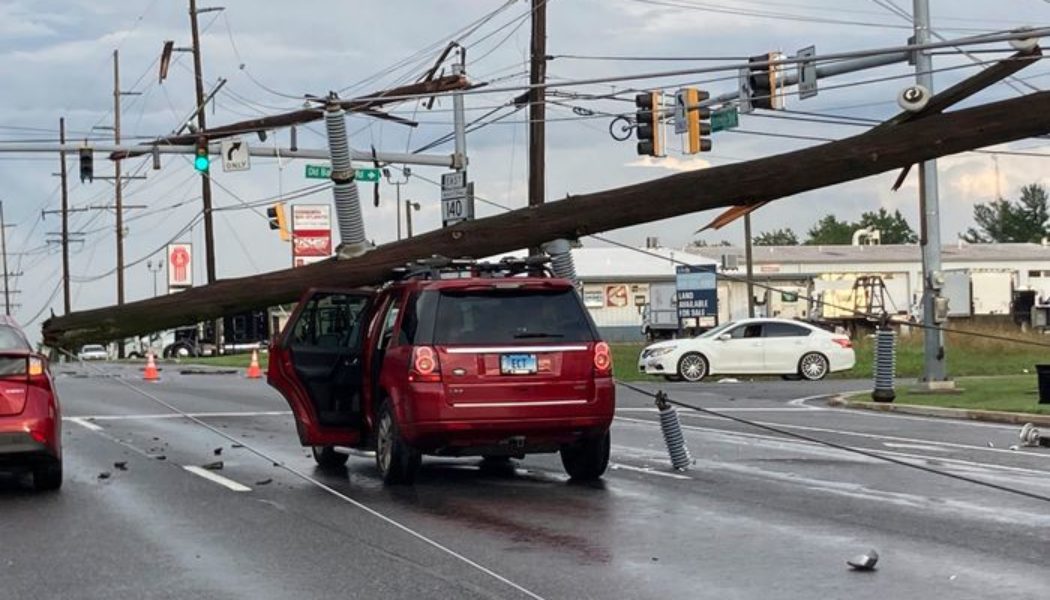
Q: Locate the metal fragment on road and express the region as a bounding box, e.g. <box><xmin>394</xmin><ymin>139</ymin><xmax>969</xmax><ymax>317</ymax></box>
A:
<box><xmin>255</xmin><ymin>478</ymin><xmax>273</xmax><ymax>486</ymax></box>
<box><xmin>113</xmin><ymin>461</ymin><xmax>128</xmax><ymax>471</ymax></box>
<box><xmin>201</xmin><ymin>461</ymin><xmax>224</xmax><ymax>471</ymax></box>
<box><xmin>847</xmin><ymin>549</ymin><xmax>879</xmax><ymax>571</ymax></box>
<box><xmin>213</xmin><ymin>447</ymin><xmax>223</xmax><ymax>456</ymax></box>
<box><xmin>1019</xmin><ymin>423</ymin><xmax>1041</xmax><ymax>447</ymax></box>
<box><xmin>97</xmin><ymin>471</ymin><xmax>111</xmax><ymax>479</ymax></box>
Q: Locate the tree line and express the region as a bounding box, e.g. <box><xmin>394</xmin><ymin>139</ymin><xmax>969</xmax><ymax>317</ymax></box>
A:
<box><xmin>751</xmin><ymin>183</ymin><xmax>1049</xmax><ymax>246</ymax></box>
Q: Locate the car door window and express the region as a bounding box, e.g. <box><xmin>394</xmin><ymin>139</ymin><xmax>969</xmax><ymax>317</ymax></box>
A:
<box><xmin>763</xmin><ymin>323</ymin><xmax>811</xmax><ymax>338</ymax></box>
<box><xmin>377</xmin><ymin>298</ymin><xmax>402</xmax><ymax>351</ymax></box>
<box><xmin>730</xmin><ymin>324</ymin><xmax>763</xmax><ymax>339</ymax></box>
<box><xmin>290</xmin><ymin>293</ymin><xmax>367</xmax><ymax>350</ymax></box>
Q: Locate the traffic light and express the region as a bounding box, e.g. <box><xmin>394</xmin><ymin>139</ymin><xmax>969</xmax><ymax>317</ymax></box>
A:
<box><xmin>679</xmin><ymin>88</ymin><xmax>712</xmax><ymax>154</ymax></box>
<box><xmin>634</xmin><ymin>91</ymin><xmax>664</xmax><ymax>157</ymax></box>
<box><xmin>266</xmin><ymin>202</ymin><xmax>289</xmax><ymax>242</ymax></box>
<box><xmin>193</xmin><ymin>138</ymin><xmax>209</xmax><ymax>173</ymax></box>
<box><xmin>747</xmin><ymin>52</ymin><xmax>786</xmax><ymax>111</ymax></box>
<box><xmin>78</xmin><ymin>147</ymin><xmax>93</xmax><ymax>183</ymax></box>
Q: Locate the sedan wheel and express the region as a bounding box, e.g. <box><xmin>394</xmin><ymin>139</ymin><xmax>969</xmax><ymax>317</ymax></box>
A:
<box><xmin>677</xmin><ymin>352</ymin><xmax>708</xmax><ymax>382</ymax></box>
<box><xmin>799</xmin><ymin>352</ymin><xmax>830</xmax><ymax>381</ymax></box>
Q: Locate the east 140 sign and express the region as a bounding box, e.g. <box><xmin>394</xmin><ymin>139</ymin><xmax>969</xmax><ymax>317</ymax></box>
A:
<box><xmin>675</xmin><ymin>264</ymin><xmax>718</xmax><ymax>329</ymax></box>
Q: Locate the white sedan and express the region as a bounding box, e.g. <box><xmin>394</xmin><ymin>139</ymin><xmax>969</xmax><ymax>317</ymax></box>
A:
<box><xmin>77</xmin><ymin>344</ymin><xmax>109</xmax><ymax>361</ymax></box>
<box><xmin>638</xmin><ymin>318</ymin><xmax>855</xmax><ymax>382</ymax></box>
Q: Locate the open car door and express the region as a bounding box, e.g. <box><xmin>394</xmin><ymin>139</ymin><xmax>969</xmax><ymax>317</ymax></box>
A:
<box><xmin>267</xmin><ymin>289</ymin><xmax>373</xmax><ymax>447</ymax></box>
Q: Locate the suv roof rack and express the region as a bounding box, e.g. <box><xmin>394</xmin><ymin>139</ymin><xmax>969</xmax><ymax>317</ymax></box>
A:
<box><xmin>391</xmin><ymin>255</ymin><xmax>554</xmax><ymax>281</ymax></box>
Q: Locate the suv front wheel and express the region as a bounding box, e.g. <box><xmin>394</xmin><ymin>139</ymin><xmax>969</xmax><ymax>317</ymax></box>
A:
<box><xmin>560</xmin><ymin>432</ymin><xmax>610</xmax><ymax>481</ymax></box>
<box><xmin>375</xmin><ymin>400</ymin><xmax>421</xmax><ymax>485</ymax></box>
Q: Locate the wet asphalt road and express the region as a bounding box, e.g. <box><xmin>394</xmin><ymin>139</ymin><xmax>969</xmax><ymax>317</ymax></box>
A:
<box><xmin>3</xmin><ymin>363</ymin><xmax>1050</xmax><ymax>599</ymax></box>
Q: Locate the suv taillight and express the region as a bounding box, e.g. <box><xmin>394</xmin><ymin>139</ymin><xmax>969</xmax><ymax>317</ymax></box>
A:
<box><xmin>27</xmin><ymin>356</ymin><xmax>50</xmax><ymax>390</ymax></box>
<box><xmin>409</xmin><ymin>346</ymin><xmax>442</xmax><ymax>383</ymax></box>
<box><xmin>594</xmin><ymin>342</ymin><xmax>612</xmax><ymax>376</ymax></box>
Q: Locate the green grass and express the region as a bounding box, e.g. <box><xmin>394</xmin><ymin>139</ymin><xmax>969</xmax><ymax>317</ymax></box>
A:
<box><xmin>891</xmin><ymin>375</ymin><xmax>1050</xmax><ymax>415</ymax></box>
<box><xmin>846</xmin><ymin>325</ymin><xmax>1048</xmax><ymax>379</ymax></box>
<box><xmin>612</xmin><ymin>343</ymin><xmax>647</xmax><ymax>381</ymax></box>
<box><xmin>180</xmin><ymin>353</ymin><xmax>268</xmax><ymax>369</ymax></box>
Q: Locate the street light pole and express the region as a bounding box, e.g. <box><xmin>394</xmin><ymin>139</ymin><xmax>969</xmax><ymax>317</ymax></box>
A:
<box><xmin>405</xmin><ymin>200</ymin><xmax>421</xmax><ymax>238</ymax></box>
<box><xmin>383</xmin><ymin>167</ymin><xmax>411</xmax><ymax>241</ymax></box>
<box><xmin>146</xmin><ymin>259</ymin><xmax>163</xmax><ymax>297</ymax></box>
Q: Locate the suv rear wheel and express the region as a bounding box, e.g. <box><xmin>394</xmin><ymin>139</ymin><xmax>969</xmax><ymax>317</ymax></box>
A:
<box><xmin>33</xmin><ymin>461</ymin><xmax>62</xmax><ymax>491</ymax></box>
<box><xmin>560</xmin><ymin>432</ymin><xmax>610</xmax><ymax>481</ymax></box>
<box><xmin>375</xmin><ymin>400</ymin><xmax>421</xmax><ymax>485</ymax></box>
<box><xmin>312</xmin><ymin>446</ymin><xmax>349</xmax><ymax>469</ymax></box>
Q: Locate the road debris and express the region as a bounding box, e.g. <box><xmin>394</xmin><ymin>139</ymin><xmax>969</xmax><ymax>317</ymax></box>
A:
<box><xmin>97</xmin><ymin>471</ymin><xmax>111</xmax><ymax>479</ymax></box>
<box><xmin>213</xmin><ymin>447</ymin><xmax>223</xmax><ymax>456</ymax></box>
<box><xmin>255</xmin><ymin>478</ymin><xmax>273</xmax><ymax>486</ymax></box>
<box><xmin>113</xmin><ymin>461</ymin><xmax>128</xmax><ymax>471</ymax></box>
<box><xmin>847</xmin><ymin>549</ymin><xmax>879</xmax><ymax>571</ymax></box>
<box><xmin>201</xmin><ymin>461</ymin><xmax>224</xmax><ymax>471</ymax></box>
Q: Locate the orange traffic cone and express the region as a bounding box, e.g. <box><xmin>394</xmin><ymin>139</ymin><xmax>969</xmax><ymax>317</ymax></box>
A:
<box><xmin>246</xmin><ymin>349</ymin><xmax>262</xmax><ymax>379</ymax></box>
<box><xmin>143</xmin><ymin>351</ymin><xmax>160</xmax><ymax>382</ymax></box>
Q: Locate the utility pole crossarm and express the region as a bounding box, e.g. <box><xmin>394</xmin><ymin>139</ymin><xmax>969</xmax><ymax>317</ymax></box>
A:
<box><xmin>42</xmin><ymin>90</ymin><xmax>1050</xmax><ymax>347</ymax></box>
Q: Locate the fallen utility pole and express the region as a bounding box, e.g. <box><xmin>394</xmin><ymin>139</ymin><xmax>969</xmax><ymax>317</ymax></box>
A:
<box><xmin>42</xmin><ymin>90</ymin><xmax>1050</xmax><ymax>347</ymax></box>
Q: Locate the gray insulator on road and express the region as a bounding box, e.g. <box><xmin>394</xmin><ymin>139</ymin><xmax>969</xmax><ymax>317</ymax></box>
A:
<box><xmin>872</xmin><ymin>328</ymin><xmax>896</xmax><ymax>402</ymax></box>
<box><xmin>542</xmin><ymin>238</ymin><xmax>577</xmax><ymax>285</ymax></box>
<box><xmin>658</xmin><ymin>404</ymin><xmax>692</xmax><ymax>471</ymax></box>
<box><xmin>324</xmin><ymin>103</ymin><xmax>367</xmax><ymax>252</ymax></box>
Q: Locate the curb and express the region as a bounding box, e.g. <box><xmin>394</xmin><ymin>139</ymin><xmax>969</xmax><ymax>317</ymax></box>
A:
<box><xmin>827</xmin><ymin>393</ymin><xmax>1050</xmax><ymax>426</ymax></box>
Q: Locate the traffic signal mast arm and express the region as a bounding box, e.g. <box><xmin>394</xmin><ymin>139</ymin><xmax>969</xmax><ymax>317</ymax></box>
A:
<box><xmin>43</xmin><ymin>88</ymin><xmax>1050</xmax><ymax>347</ymax></box>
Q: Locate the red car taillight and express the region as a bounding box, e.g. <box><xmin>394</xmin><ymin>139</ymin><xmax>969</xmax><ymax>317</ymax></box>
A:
<box><xmin>409</xmin><ymin>346</ymin><xmax>442</xmax><ymax>382</ymax></box>
<box><xmin>832</xmin><ymin>337</ymin><xmax>853</xmax><ymax>349</ymax></box>
<box><xmin>27</xmin><ymin>356</ymin><xmax>50</xmax><ymax>390</ymax></box>
<box><xmin>593</xmin><ymin>342</ymin><xmax>613</xmax><ymax>376</ymax></box>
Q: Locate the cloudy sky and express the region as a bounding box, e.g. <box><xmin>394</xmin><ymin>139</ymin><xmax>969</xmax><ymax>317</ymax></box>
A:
<box><xmin>1</xmin><ymin>0</ymin><xmax>1049</xmax><ymax>340</ymax></box>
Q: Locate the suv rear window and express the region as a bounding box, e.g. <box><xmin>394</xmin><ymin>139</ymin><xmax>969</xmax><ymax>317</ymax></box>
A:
<box><xmin>433</xmin><ymin>289</ymin><xmax>594</xmax><ymax>345</ymax></box>
<box><xmin>0</xmin><ymin>326</ymin><xmax>30</xmax><ymax>351</ymax></box>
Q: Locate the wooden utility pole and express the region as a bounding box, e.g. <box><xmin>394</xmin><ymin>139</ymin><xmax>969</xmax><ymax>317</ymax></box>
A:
<box><xmin>113</xmin><ymin>49</ymin><xmax>127</xmax><ymax>358</ymax></box>
<box><xmin>527</xmin><ymin>0</ymin><xmax>547</xmax><ymax>254</ymax></box>
<box><xmin>744</xmin><ymin>213</ymin><xmax>755</xmax><ymax>318</ymax></box>
<box><xmin>113</xmin><ymin>50</ymin><xmax>125</xmax><ymax>308</ymax></box>
<box><xmin>42</xmin><ymin>89</ymin><xmax>1050</xmax><ymax>347</ymax></box>
<box><xmin>0</xmin><ymin>202</ymin><xmax>9</xmax><ymax>316</ymax></box>
<box><xmin>189</xmin><ymin>0</ymin><xmax>216</xmax><ymax>285</ymax></box>
<box><xmin>59</xmin><ymin>117</ymin><xmax>70</xmax><ymax>315</ymax></box>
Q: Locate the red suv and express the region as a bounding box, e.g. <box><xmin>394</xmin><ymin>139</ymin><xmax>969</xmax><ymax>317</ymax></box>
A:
<box><xmin>0</xmin><ymin>317</ymin><xmax>62</xmax><ymax>491</ymax></box>
<box><xmin>268</xmin><ymin>258</ymin><xmax>614</xmax><ymax>484</ymax></box>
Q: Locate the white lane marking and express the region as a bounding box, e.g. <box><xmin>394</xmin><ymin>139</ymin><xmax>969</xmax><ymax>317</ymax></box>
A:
<box><xmin>882</xmin><ymin>442</ymin><xmax>950</xmax><ymax>452</ymax></box>
<box><xmin>68</xmin><ymin>417</ymin><xmax>104</xmax><ymax>432</ymax></box>
<box><xmin>613</xmin><ymin>416</ymin><xmax>1050</xmax><ymax>478</ymax></box>
<box><xmin>182</xmin><ymin>466</ymin><xmax>253</xmax><ymax>492</ymax></box>
<box><xmin>64</xmin><ymin>410</ymin><xmax>291</xmax><ymax>421</ymax></box>
<box><xmin>610</xmin><ymin>462</ymin><xmax>691</xmax><ymax>480</ymax></box>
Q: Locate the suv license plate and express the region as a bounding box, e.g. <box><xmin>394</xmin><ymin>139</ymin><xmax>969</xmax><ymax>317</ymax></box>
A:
<box><xmin>500</xmin><ymin>354</ymin><xmax>537</xmax><ymax>375</ymax></box>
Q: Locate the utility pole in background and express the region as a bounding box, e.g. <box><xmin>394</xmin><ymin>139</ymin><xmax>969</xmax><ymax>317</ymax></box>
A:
<box><xmin>189</xmin><ymin>0</ymin><xmax>218</xmax><ymax>285</ymax></box>
<box><xmin>914</xmin><ymin>0</ymin><xmax>950</xmax><ymax>387</ymax></box>
<box><xmin>744</xmin><ymin>213</ymin><xmax>755</xmax><ymax>318</ymax></box>
<box><xmin>527</xmin><ymin>0</ymin><xmax>547</xmax><ymax>255</ymax></box>
<box><xmin>113</xmin><ymin>50</ymin><xmax>126</xmax><ymax>314</ymax></box>
<box><xmin>0</xmin><ymin>202</ymin><xmax>10</xmax><ymax>316</ymax></box>
<box><xmin>59</xmin><ymin>118</ymin><xmax>70</xmax><ymax>315</ymax></box>
<box><xmin>188</xmin><ymin>0</ymin><xmax>224</xmax><ymax>352</ymax></box>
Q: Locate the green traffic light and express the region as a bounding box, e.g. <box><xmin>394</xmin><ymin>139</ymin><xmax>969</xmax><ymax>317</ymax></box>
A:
<box><xmin>194</xmin><ymin>154</ymin><xmax>210</xmax><ymax>172</ymax></box>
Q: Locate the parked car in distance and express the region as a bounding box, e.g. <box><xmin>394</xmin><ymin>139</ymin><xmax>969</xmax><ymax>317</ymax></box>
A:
<box><xmin>638</xmin><ymin>318</ymin><xmax>855</xmax><ymax>382</ymax></box>
<box><xmin>77</xmin><ymin>344</ymin><xmax>109</xmax><ymax>361</ymax></box>
<box><xmin>0</xmin><ymin>316</ymin><xmax>62</xmax><ymax>490</ymax></box>
<box><xmin>268</xmin><ymin>257</ymin><xmax>615</xmax><ymax>485</ymax></box>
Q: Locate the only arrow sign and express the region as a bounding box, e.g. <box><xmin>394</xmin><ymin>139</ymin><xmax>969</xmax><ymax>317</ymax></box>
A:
<box><xmin>226</xmin><ymin>141</ymin><xmax>242</xmax><ymax>162</ymax></box>
<box><xmin>221</xmin><ymin>138</ymin><xmax>250</xmax><ymax>172</ymax></box>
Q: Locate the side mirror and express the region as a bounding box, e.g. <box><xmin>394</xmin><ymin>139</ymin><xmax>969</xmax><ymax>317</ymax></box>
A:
<box><xmin>717</xmin><ymin>333</ymin><xmax>731</xmax><ymax>342</ymax></box>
